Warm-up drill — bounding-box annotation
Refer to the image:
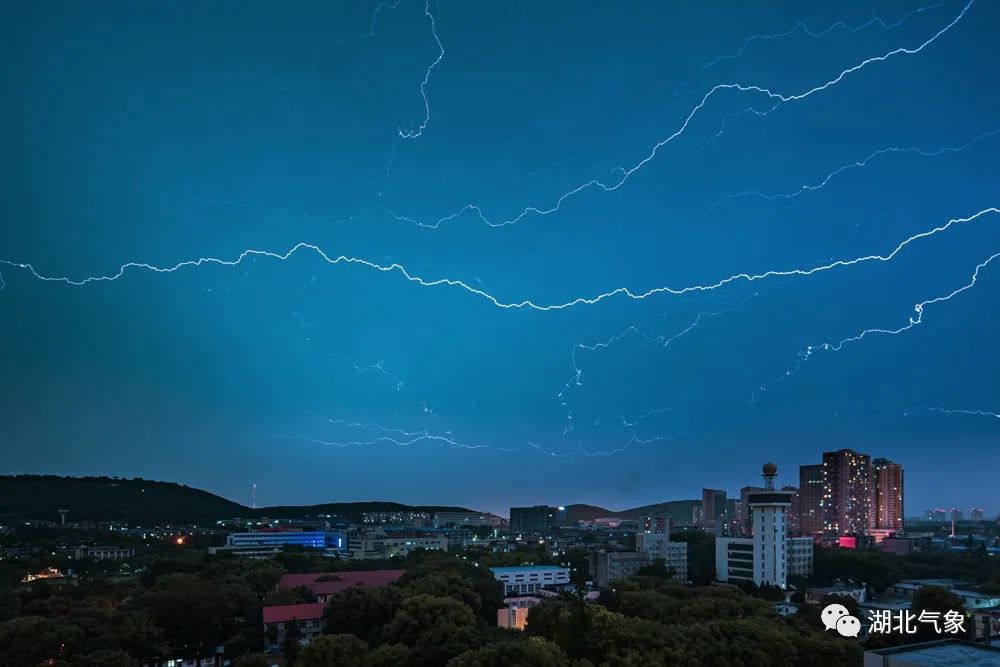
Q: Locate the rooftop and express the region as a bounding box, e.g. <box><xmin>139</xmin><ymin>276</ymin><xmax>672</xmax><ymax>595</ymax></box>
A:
<box><xmin>279</xmin><ymin>569</ymin><xmax>405</xmax><ymax>596</ymax></box>
<box><xmin>490</xmin><ymin>565</ymin><xmax>569</xmax><ymax>573</ymax></box>
<box><xmin>262</xmin><ymin>602</ymin><xmax>326</xmax><ymax>624</ymax></box>
<box><xmin>865</xmin><ymin>640</ymin><xmax>1000</xmax><ymax>666</ymax></box>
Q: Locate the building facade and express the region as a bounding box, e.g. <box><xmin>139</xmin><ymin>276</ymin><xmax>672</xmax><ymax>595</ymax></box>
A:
<box><xmin>870</xmin><ymin>458</ymin><xmax>904</xmax><ymax>532</ymax></box>
<box><xmin>73</xmin><ymin>545</ymin><xmax>134</xmax><ymax>560</ymax></box>
<box><xmin>787</xmin><ymin>536</ymin><xmax>815</xmax><ymax>577</ymax></box>
<box><xmin>348</xmin><ymin>530</ymin><xmax>448</xmax><ymax>559</ymax></box>
<box><xmin>716</xmin><ymin>463</ymin><xmax>811</xmax><ymax>589</ymax></box>
<box><xmin>798</xmin><ymin>464</ymin><xmax>824</xmax><ymax>534</ymax></box>
<box><xmin>590</xmin><ymin>551</ymin><xmax>651</xmax><ymax>588</ymax></box>
<box><xmin>635</xmin><ymin>532</ymin><xmax>688</xmax><ymax>582</ymax></box>
<box><xmin>701</xmin><ymin>488</ymin><xmax>727</xmax><ymax>528</ymax></box>
<box><xmin>509</xmin><ymin>506</ymin><xmax>561</xmax><ymax>533</ymax></box>
<box><xmin>822</xmin><ymin>449</ymin><xmax>872</xmax><ymax>535</ymax></box>
<box><xmin>490</xmin><ymin>565</ymin><xmax>570</xmax><ymax>594</ymax></box>
<box><xmin>262</xmin><ymin>603</ymin><xmax>326</xmax><ymax>648</ymax></box>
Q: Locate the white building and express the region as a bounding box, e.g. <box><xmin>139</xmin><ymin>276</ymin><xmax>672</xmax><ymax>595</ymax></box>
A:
<box><xmin>433</xmin><ymin>512</ymin><xmax>505</xmax><ymax>528</ymax></box>
<box><xmin>73</xmin><ymin>545</ymin><xmax>134</xmax><ymax>560</ymax></box>
<box><xmin>787</xmin><ymin>536</ymin><xmax>814</xmax><ymax>577</ymax></box>
<box><xmin>635</xmin><ymin>532</ymin><xmax>688</xmax><ymax>582</ymax></box>
<box><xmin>349</xmin><ymin>531</ymin><xmax>448</xmax><ymax>559</ymax></box>
<box><xmin>716</xmin><ymin>463</ymin><xmax>810</xmax><ymax>589</ymax></box>
<box><xmin>490</xmin><ymin>565</ymin><xmax>570</xmax><ymax>594</ymax></box>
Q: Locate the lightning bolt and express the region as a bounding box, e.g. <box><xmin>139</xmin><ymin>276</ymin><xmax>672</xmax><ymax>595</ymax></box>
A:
<box><xmin>683</xmin><ymin>0</ymin><xmax>948</xmax><ymax>86</ymax></box>
<box><xmin>397</xmin><ymin>0</ymin><xmax>444</xmax><ymax>140</ymax></box>
<box><xmin>759</xmin><ymin>250</ymin><xmax>1000</xmax><ymax>396</ymax></box>
<box><xmin>375</xmin><ymin>0</ymin><xmax>974</xmax><ymax>229</ymax></box>
<box><xmin>908</xmin><ymin>406</ymin><xmax>1000</xmax><ymax>419</ymax></box>
<box><xmin>266</xmin><ymin>417</ymin><xmax>694</xmax><ymax>457</ymax></box>
<box><xmin>4</xmin><ymin>207</ymin><xmax>996</xmax><ymax>315</ymax></box>
<box><xmin>712</xmin><ymin>127</ymin><xmax>1000</xmax><ymax>208</ymax></box>
<box><xmin>558</xmin><ymin>286</ymin><xmax>769</xmax><ymax>431</ymax></box>
<box><xmin>278</xmin><ymin>1</ymin><xmax>404</xmax><ymax>92</ymax></box>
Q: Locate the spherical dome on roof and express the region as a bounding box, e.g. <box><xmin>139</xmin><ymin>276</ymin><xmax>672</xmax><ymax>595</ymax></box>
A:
<box><xmin>762</xmin><ymin>462</ymin><xmax>778</xmax><ymax>475</ymax></box>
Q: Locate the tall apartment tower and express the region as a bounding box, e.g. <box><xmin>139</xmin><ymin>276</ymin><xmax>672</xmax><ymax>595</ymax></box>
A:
<box><xmin>701</xmin><ymin>488</ymin><xmax>727</xmax><ymax>528</ymax></box>
<box><xmin>798</xmin><ymin>464</ymin><xmax>824</xmax><ymax>534</ymax></box>
<box><xmin>870</xmin><ymin>458</ymin><xmax>904</xmax><ymax>532</ymax></box>
<box><xmin>822</xmin><ymin>449</ymin><xmax>871</xmax><ymax>535</ymax></box>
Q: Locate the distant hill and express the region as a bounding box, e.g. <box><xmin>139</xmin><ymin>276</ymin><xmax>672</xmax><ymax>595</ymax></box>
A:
<box><xmin>565</xmin><ymin>500</ymin><xmax>698</xmax><ymax>524</ymax></box>
<box><xmin>0</xmin><ymin>475</ymin><xmax>475</xmax><ymax>525</ymax></box>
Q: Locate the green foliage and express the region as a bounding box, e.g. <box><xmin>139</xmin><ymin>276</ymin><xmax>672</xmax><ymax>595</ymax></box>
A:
<box><xmin>325</xmin><ymin>585</ymin><xmax>403</xmax><ymax>644</ymax></box>
<box><xmin>383</xmin><ymin>594</ymin><xmax>476</xmax><ymax>645</ymax></box>
<box><xmin>232</xmin><ymin>654</ymin><xmax>271</xmax><ymax>667</ymax></box>
<box><xmin>298</xmin><ymin>634</ymin><xmax>370</xmax><ymax>667</ymax></box>
<box><xmin>447</xmin><ymin>638</ymin><xmax>568</xmax><ymax>666</ymax></box>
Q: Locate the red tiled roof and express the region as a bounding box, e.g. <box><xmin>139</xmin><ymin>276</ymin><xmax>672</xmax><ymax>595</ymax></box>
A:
<box><xmin>279</xmin><ymin>569</ymin><xmax>405</xmax><ymax>597</ymax></box>
<box><xmin>262</xmin><ymin>602</ymin><xmax>326</xmax><ymax>624</ymax></box>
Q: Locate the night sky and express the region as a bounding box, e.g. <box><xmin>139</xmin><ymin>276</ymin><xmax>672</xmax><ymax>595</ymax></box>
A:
<box><xmin>2</xmin><ymin>1</ymin><xmax>998</xmax><ymax>517</ymax></box>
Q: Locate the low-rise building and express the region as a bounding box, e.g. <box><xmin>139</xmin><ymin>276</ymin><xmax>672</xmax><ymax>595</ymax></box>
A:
<box><xmin>73</xmin><ymin>545</ymin><xmax>134</xmax><ymax>560</ymax></box>
<box><xmin>433</xmin><ymin>512</ymin><xmax>505</xmax><ymax>528</ymax></box>
<box><xmin>262</xmin><ymin>603</ymin><xmax>326</xmax><ymax>648</ymax></box>
<box><xmin>806</xmin><ymin>584</ymin><xmax>867</xmax><ymax>604</ymax></box>
<box><xmin>496</xmin><ymin>595</ymin><xmax>544</xmax><ymax>630</ymax></box>
<box><xmin>278</xmin><ymin>569</ymin><xmax>404</xmax><ymax>603</ymax></box>
<box><xmin>635</xmin><ymin>532</ymin><xmax>688</xmax><ymax>582</ymax></box>
<box><xmin>591</xmin><ymin>551</ymin><xmax>651</xmax><ymax>588</ymax></box>
<box><xmin>787</xmin><ymin>536</ymin><xmax>814</xmax><ymax>577</ymax></box>
<box><xmin>490</xmin><ymin>565</ymin><xmax>571</xmax><ymax>595</ymax></box>
<box><xmin>348</xmin><ymin>530</ymin><xmax>449</xmax><ymax>559</ymax></box>
<box><xmin>863</xmin><ymin>639</ymin><xmax>1000</xmax><ymax>666</ymax></box>
<box><xmin>208</xmin><ymin>530</ymin><xmax>344</xmax><ymax>558</ymax></box>
<box><xmin>882</xmin><ymin>535</ymin><xmax>933</xmax><ymax>556</ymax></box>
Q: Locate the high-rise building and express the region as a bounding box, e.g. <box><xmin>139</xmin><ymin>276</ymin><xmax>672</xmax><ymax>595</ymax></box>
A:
<box><xmin>716</xmin><ymin>463</ymin><xmax>810</xmax><ymax>589</ymax></box>
<box><xmin>822</xmin><ymin>449</ymin><xmax>871</xmax><ymax>535</ymax></box>
<box><xmin>738</xmin><ymin>485</ymin><xmax>763</xmax><ymax>536</ymax></box>
<box><xmin>971</xmin><ymin>508</ymin><xmax>985</xmax><ymax>521</ymax></box>
<box><xmin>926</xmin><ymin>508</ymin><xmax>947</xmax><ymax>521</ymax></box>
<box><xmin>798</xmin><ymin>464</ymin><xmax>824</xmax><ymax>534</ymax></box>
<box><xmin>701</xmin><ymin>488</ymin><xmax>727</xmax><ymax>528</ymax></box>
<box><xmin>783</xmin><ymin>485</ymin><xmax>800</xmax><ymax>533</ymax></box>
<box><xmin>509</xmin><ymin>506</ymin><xmax>559</xmax><ymax>533</ymax></box>
<box><xmin>870</xmin><ymin>458</ymin><xmax>904</xmax><ymax>532</ymax></box>
<box><xmin>643</xmin><ymin>512</ymin><xmax>674</xmax><ymax>535</ymax></box>
<box><xmin>951</xmin><ymin>508</ymin><xmax>964</xmax><ymax>522</ymax></box>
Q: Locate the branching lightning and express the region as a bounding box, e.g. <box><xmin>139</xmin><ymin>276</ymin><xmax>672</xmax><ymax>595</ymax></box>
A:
<box><xmin>375</xmin><ymin>0</ymin><xmax>974</xmax><ymax>229</ymax></box>
<box><xmin>758</xmin><ymin>250</ymin><xmax>1000</xmax><ymax>397</ymax></box>
<box><xmin>397</xmin><ymin>0</ymin><xmax>444</xmax><ymax>140</ymax></box>
<box><xmin>279</xmin><ymin>1</ymin><xmax>403</xmax><ymax>92</ymax></box>
<box><xmin>683</xmin><ymin>0</ymin><xmax>948</xmax><ymax>86</ymax></box>
<box><xmin>4</xmin><ymin>207</ymin><xmax>995</xmax><ymax>313</ymax></box>
<box><xmin>712</xmin><ymin>127</ymin><xmax>1000</xmax><ymax>208</ymax></box>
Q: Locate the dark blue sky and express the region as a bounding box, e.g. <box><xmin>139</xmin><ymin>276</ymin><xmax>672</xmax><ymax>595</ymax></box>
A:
<box><xmin>2</xmin><ymin>1</ymin><xmax>998</xmax><ymax>517</ymax></box>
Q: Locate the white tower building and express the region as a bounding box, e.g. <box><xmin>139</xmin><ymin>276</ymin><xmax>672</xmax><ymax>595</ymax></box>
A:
<box><xmin>748</xmin><ymin>462</ymin><xmax>793</xmax><ymax>587</ymax></box>
<box><xmin>716</xmin><ymin>462</ymin><xmax>802</xmax><ymax>589</ymax></box>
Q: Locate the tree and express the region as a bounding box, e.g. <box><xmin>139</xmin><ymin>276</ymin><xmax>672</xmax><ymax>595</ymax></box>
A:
<box><xmin>0</xmin><ymin>616</ymin><xmax>85</xmax><ymax>665</ymax></box>
<box><xmin>447</xmin><ymin>638</ymin><xmax>568</xmax><ymax>666</ymax></box>
<box><xmin>912</xmin><ymin>586</ymin><xmax>966</xmax><ymax>640</ymax></box>
<box><xmin>284</xmin><ymin>618</ymin><xmax>303</xmax><ymax>666</ymax></box>
<box><xmin>74</xmin><ymin>649</ymin><xmax>134</xmax><ymax>667</ymax></box>
<box><xmin>232</xmin><ymin>655</ymin><xmax>271</xmax><ymax>667</ymax></box>
<box><xmin>370</xmin><ymin>643</ymin><xmax>412</xmax><ymax>667</ymax></box>
<box><xmin>383</xmin><ymin>594</ymin><xmax>476</xmax><ymax>646</ymax></box>
<box><xmin>325</xmin><ymin>585</ymin><xmax>401</xmax><ymax>643</ymax></box>
<box><xmin>298</xmin><ymin>634</ymin><xmax>370</xmax><ymax>667</ymax></box>
<box><xmin>635</xmin><ymin>558</ymin><xmax>677</xmax><ymax>581</ymax></box>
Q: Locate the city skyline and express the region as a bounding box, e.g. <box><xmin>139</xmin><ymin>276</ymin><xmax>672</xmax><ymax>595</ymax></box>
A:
<box><xmin>2</xmin><ymin>1</ymin><xmax>999</xmax><ymax>515</ymax></box>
